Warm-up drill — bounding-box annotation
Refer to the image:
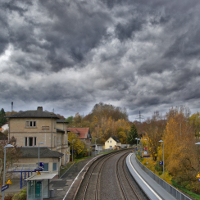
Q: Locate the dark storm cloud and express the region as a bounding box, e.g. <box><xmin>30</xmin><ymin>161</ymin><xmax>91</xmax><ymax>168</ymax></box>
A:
<box><xmin>1</xmin><ymin>0</ymin><xmax>112</xmax><ymax>73</ymax></box>
<box><xmin>37</xmin><ymin>0</ymin><xmax>112</xmax><ymax>71</ymax></box>
<box><xmin>138</xmin><ymin>60</ymin><xmax>173</xmax><ymax>75</ymax></box>
<box><xmin>115</xmin><ymin>18</ymin><xmax>144</xmax><ymax>41</ymax></box>
<box><xmin>1</xmin><ymin>0</ymin><xmax>200</xmax><ymax>120</ymax></box>
<box><xmin>164</xmin><ymin>30</ymin><xmax>200</xmax><ymax>59</ymax></box>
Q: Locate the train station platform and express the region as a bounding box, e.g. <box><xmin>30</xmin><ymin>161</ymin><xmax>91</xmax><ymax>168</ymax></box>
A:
<box><xmin>126</xmin><ymin>153</ymin><xmax>192</xmax><ymax>200</ymax></box>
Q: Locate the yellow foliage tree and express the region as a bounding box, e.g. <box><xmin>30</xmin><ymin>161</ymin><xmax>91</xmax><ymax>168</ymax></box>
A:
<box><xmin>158</xmin><ymin>109</ymin><xmax>198</xmax><ymax>188</ymax></box>
<box><xmin>189</xmin><ymin>112</ymin><xmax>200</xmax><ymax>139</ymax></box>
<box><xmin>68</xmin><ymin>132</ymin><xmax>85</xmax><ymax>156</ymax></box>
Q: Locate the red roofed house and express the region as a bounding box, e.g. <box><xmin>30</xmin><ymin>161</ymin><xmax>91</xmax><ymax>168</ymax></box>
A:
<box><xmin>67</xmin><ymin>127</ymin><xmax>91</xmax><ymax>145</ymax></box>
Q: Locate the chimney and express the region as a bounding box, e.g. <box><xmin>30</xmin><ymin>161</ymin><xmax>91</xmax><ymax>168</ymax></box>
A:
<box><xmin>37</xmin><ymin>107</ymin><xmax>43</xmax><ymax>112</ymax></box>
<box><xmin>11</xmin><ymin>102</ymin><xmax>13</xmax><ymax>112</ymax></box>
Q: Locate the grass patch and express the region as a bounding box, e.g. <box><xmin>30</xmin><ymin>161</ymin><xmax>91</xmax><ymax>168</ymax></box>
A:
<box><xmin>172</xmin><ymin>180</ymin><xmax>200</xmax><ymax>200</ymax></box>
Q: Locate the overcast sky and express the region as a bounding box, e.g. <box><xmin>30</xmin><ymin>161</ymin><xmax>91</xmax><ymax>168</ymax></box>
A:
<box><xmin>1</xmin><ymin>0</ymin><xmax>200</xmax><ymax>121</ymax></box>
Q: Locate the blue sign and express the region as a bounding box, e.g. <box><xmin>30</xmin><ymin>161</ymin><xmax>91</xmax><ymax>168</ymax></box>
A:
<box><xmin>39</xmin><ymin>162</ymin><xmax>44</xmax><ymax>168</ymax></box>
<box><xmin>159</xmin><ymin>161</ymin><xmax>163</xmax><ymax>165</ymax></box>
<box><xmin>199</xmin><ymin>178</ymin><xmax>200</xmax><ymax>182</ymax></box>
<box><xmin>143</xmin><ymin>155</ymin><xmax>150</xmax><ymax>157</ymax></box>
<box><xmin>1</xmin><ymin>184</ymin><xmax>9</xmax><ymax>192</ymax></box>
<box><xmin>73</xmin><ymin>150</ymin><xmax>75</xmax><ymax>153</ymax></box>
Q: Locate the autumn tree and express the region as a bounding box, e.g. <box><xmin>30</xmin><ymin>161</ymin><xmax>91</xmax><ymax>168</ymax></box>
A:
<box><xmin>67</xmin><ymin>103</ymin><xmax>130</xmax><ymax>145</ymax></box>
<box><xmin>127</xmin><ymin>123</ymin><xmax>138</xmax><ymax>145</ymax></box>
<box><xmin>73</xmin><ymin>113</ymin><xmax>82</xmax><ymax>124</ymax></box>
<box><xmin>68</xmin><ymin>132</ymin><xmax>86</xmax><ymax>158</ymax></box>
<box><xmin>91</xmin><ymin>102</ymin><xmax>128</xmax><ymax>121</ymax></box>
<box><xmin>189</xmin><ymin>112</ymin><xmax>200</xmax><ymax>138</ymax></box>
<box><xmin>140</xmin><ymin>112</ymin><xmax>166</xmax><ymax>161</ymax></box>
<box><xmin>157</xmin><ymin>107</ymin><xmax>197</xmax><ymax>190</ymax></box>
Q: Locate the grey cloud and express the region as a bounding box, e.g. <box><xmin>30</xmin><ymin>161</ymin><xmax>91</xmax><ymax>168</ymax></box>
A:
<box><xmin>115</xmin><ymin>18</ymin><xmax>144</xmax><ymax>41</ymax></box>
<box><xmin>1</xmin><ymin>0</ymin><xmax>200</xmax><ymax>121</ymax></box>
<box><xmin>138</xmin><ymin>60</ymin><xmax>173</xmax><ymax>75</ymax></box>
<box><xmin>164</xmin><ymin>30</ymin><xmax>200</xmax><ymax>59</ymax></box>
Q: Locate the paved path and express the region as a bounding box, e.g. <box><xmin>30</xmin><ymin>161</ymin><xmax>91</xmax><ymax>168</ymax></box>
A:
<box><xmin>45</xmin><ymin>156</ymin><xmax>97</xmax><ymax>200</ymax></box>
<box><xmin>127</xmin><ymin>153</ymin><xmax>178</xmax><ymax>200</ymax></box>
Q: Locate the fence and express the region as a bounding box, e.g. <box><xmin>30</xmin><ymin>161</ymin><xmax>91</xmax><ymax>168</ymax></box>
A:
<box><xmin>135</xmin><ymin>157</ymin><xmax>192</xmax><ymax>200</ymax></box>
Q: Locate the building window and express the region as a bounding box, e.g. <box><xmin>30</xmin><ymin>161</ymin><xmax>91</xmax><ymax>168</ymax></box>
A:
<box><xmin>53</xmin><ymin>163</ymin><xmax>57</xmax><ymax>171</ymax></box>
<box><xmin>110</xmin><ymin>141</ymin><xmax>112</xmax><ymax>143</ymax></box>
<box><xmin>26</xmin><ymin>121</ymin><xmax>37</xmax><ymax>128</ymax></box>
<box><xmin>107</xmin><ymin>141</ymin><xmax>109</xmax><ymax>143</ymax></box>
<box><xmin>25</xmin><ymin>137</ymin><xmax>27</xmax><ymax>146</ymax></box>
<box><xmin>54</xmin><ymin>136</ymin><xmax>56</xmax><ymax>147</ymax></box>
<box><xmin>25</xmin><ymin>137</ymin><xmax>36</xmax><ymax>146</ymax></box>
<box><xmin>43</xmin><ymin>163</ymin><xmax>49</xmax><ymax>171</ymax></box>
<box><xmin>29</xmin><ymin>137</ymin><xmax>33</xmax><ymax>146</ymax></box>
<box><xmin>110</xmin><ymin>146</ymin><xmax>112</xmax><ymax>148</ymax></box>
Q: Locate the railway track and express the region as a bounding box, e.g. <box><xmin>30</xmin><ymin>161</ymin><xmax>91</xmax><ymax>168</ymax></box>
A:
<box><xmin>75</xmin><ymin>149</ymin><xmax>148</xmax><ymax>200</ymax></box>
<box><xmin>82</xmin><ymin>152</ymin><xmax>116</xmax><ymax>200</ymax></box>
<box><xmin>75</xmin><ymin>150</ymin><xmax>128</xmax><ymax>200</ymax></box>
<box><xmin>116</xmin><ymin>152</ymin><xmax>144</xmax><ymax>200</ymax></box>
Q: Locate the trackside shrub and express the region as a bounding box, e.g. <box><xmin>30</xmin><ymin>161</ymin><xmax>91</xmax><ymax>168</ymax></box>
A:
<box><xmin>12</xmin><ymin>187</ymin><xmax>27</xmax><ymax>200</ymax></box>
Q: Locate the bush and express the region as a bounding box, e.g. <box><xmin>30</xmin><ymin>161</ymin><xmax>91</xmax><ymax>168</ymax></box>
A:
<box><xmin>5</xmin><ymin>194</ymin><xmax>13</xmax><ymax>200</ymax></box>
<box><xmin>12</xmin><ymin>187</ymin><xmax>27</xmax><ymax>200</ymax></box>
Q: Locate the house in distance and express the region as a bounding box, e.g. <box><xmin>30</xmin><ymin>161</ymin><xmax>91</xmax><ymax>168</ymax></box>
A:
<box><xmin>105</xmin><ymin>136</ymin><xmax>121</xmax><ymax>149</ymax></box>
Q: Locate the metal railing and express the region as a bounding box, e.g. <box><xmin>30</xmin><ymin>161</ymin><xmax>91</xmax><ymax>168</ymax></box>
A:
<box><xmin>135</xmin><ymin>157</ymin><xmax>192</xmax><ymax>200</ymax></box>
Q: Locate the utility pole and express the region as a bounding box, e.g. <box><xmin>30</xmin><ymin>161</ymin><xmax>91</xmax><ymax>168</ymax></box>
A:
<box><xmin>135</xmin><ymin>111</ymin><xmax>144</xmax><ymax>123</ymax></box>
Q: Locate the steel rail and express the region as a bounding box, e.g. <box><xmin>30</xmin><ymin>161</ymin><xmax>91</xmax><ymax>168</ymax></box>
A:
<box><xmin>116</xmin><ymin>153</ymin><xmax>143</xmax><ymax>200</ymax></box>
<box><xmin>122</xmin><ymin>154</ymin><xmax>143</xmax><ymax>200</ymax></box>
<box><xmin>82</xmin><ymin>151</ymin><xmax>123</xmax><ymax>200</ymax></box>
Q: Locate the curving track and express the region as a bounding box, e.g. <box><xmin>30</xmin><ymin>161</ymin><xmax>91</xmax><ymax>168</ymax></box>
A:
<box><xmin>116</xmin><ymin>152</ymin><xmax>145</xmax><ymax>200</ymax></box>
<box><xmin>75</xmin><ymin>150</ymin><xmax>149</xmax><ymax>200</ymax></box>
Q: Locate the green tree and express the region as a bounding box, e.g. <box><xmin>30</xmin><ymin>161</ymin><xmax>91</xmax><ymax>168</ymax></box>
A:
<box><xmin>66</xmin><ymin>116</ymin><xmax>74</xmax><ymax>123</ymax></box>
<box><xmin>127</xmin><ymin>123</ymin><xmax>138</xmax><ymax>145</ymax></box>
<box><xmin>0</xmin><ymin>108</ymin><xmax>7</xmax><ymax>127</ymax></box>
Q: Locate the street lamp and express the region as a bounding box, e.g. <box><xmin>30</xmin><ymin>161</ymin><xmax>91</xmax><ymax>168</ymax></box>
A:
<box><xmin>159</xmin><ymin>140</ymin><xmax>164</xmax><ymax>180</ymax></box>
<box><xmin>94</xmin><ymin>138</ymin><xmax>99</xmax><ymax>156</ymax></box>
<box><xmin>195</xmin><ymin>142</ymin><xmax>200</xmax><ymax>173</ymax></box>
<box><xmin>135</xmin><ymin>138</ymin><xmax>140</xmax><ymax>147</ymax></box>
<box><xmin>144</xmin><ymin>139</ymin><xmax>148</xmax><ymax>164</ymax></box>
<box><xmin>89</xmin><ymin>138</ymin><xmax>92</xmax><ymax>157</ymax></box>
<box><xmin>72</xmin><ymin>139</ymin><xmax>75</xmax><ymax>162</ymax></box>
<box><xmin>38</xmin><ymin>142</ymin><xmax>44</xmax><ymax>169</ymax></box>
<box><xmin>3</xmin><ymin>144</ymin><xmax>14</xmax><ymax>200</ymax></box>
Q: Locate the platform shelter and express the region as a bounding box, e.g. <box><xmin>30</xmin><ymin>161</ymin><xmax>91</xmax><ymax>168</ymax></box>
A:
<box><xmin>26</xmin><ymin>173</ymin><xmax>56</xmax><ymax>200</ymax></box>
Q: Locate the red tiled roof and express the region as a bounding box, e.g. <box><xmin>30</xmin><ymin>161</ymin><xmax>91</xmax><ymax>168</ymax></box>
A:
<box><xmin>67</xmin><ymin>127</ymin><xmax>90</xmax><ymax>139</ymax></box>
